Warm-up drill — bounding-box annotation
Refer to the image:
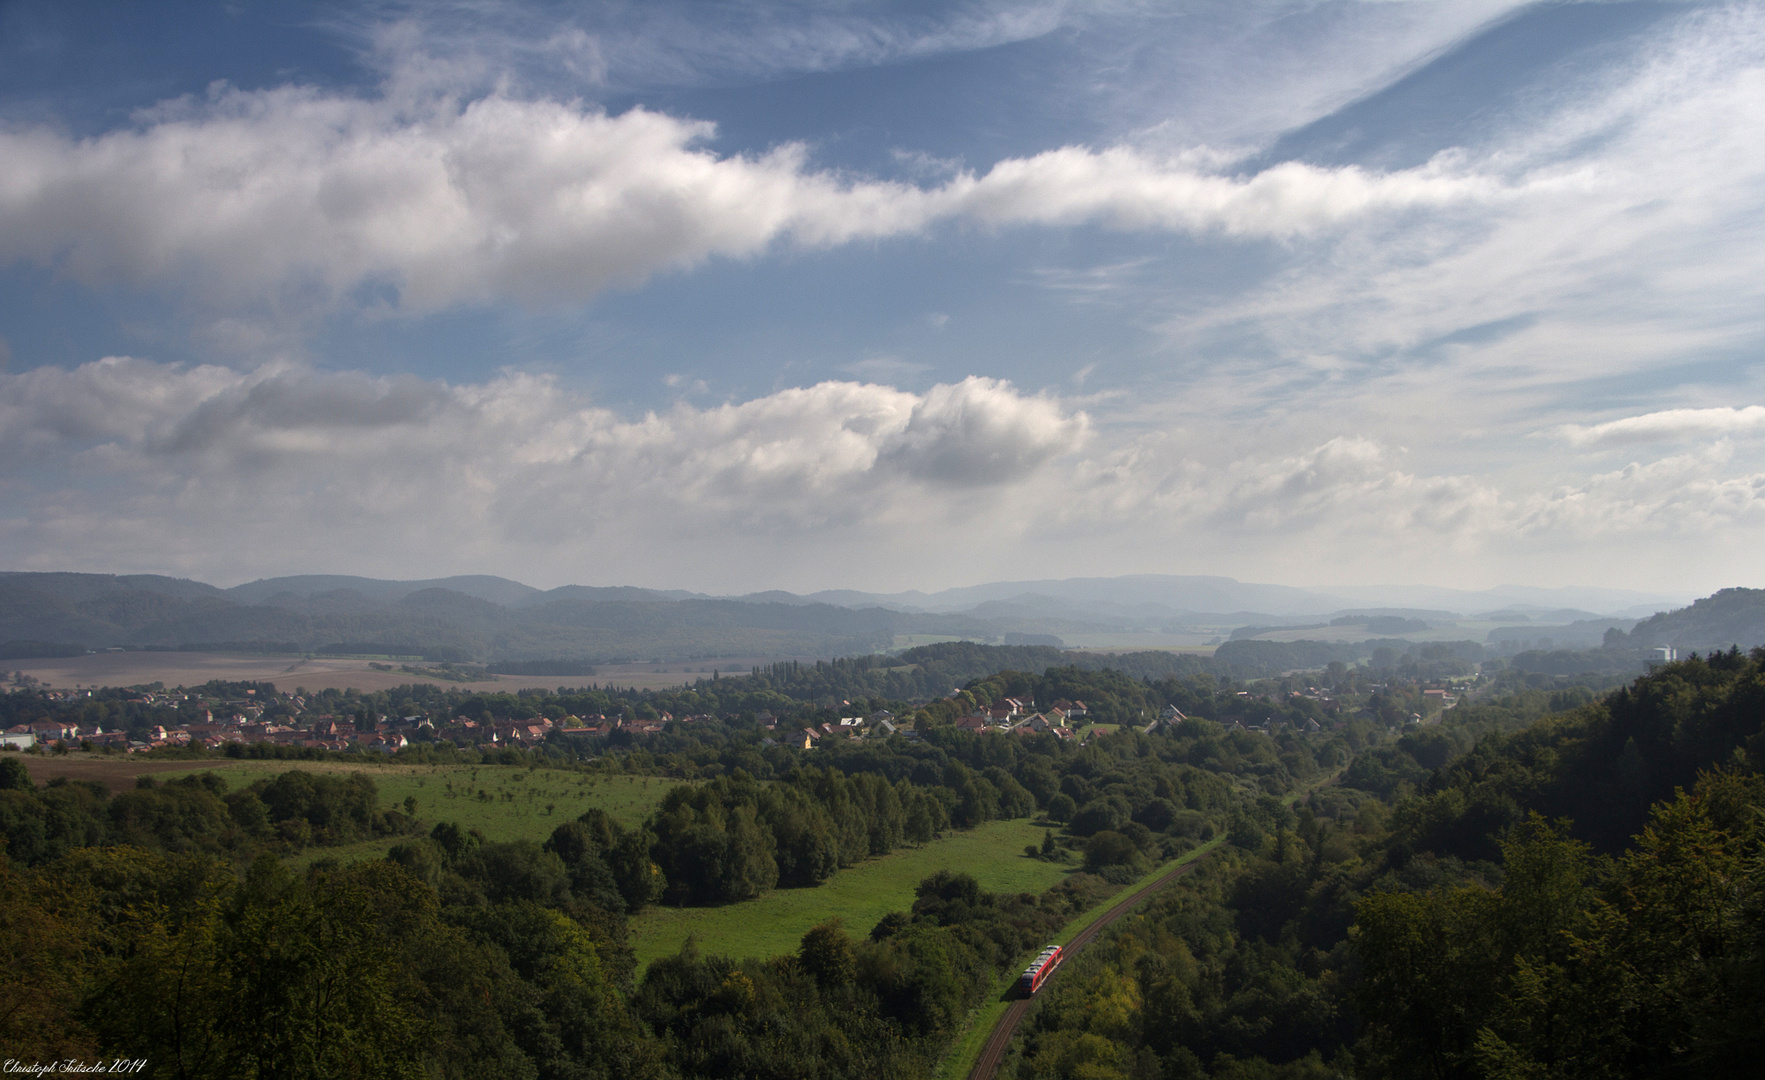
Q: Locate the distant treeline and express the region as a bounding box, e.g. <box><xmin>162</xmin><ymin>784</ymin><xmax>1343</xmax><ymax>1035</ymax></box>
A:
<box><xmin>0</xmin><ymin>639</ymin><xmax>86</xmax><ymax>660</ymax></box>
<box><xmin>487</xmin><ymin>659</ymin><xmax>601</xmax><ymax>676</ymax></box>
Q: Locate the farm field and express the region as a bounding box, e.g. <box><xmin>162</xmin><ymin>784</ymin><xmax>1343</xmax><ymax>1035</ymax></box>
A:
<box><xmin>156</xmin><ymin>761</ymin><xmax>681</xmax><ymax>866</ymax></box>
<box><xmin>4</xmin><ymin>652</ymin><xmax>822</xmax><ymax>694</ymax></box>
<box><xmin>17</xmin><ymin>752</ymin><xmax>262</xmax><ymax>794</ymax></box>
<box><xmin>5</xmin><ymin>651</ymin><xmax>605</xmax><ymax>694</ymax></box>
<box><xmin>630</xmin><ymin>818</ymin><xmax>1070</xmax><ymax>974</ymax></box>
<box><xmin>1057</xmin><ymin>632</ymin><xmax>1220</xmax><ymax>651</ymax></box>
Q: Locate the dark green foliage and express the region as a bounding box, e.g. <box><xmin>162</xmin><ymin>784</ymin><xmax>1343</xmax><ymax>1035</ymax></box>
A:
<box><xmin>0</xmin><ymin>769</ymin><xmax>414</xmax><ymax>868</ymax></box>
<box><xmin>544</xmin><ymin>811</ymin><xmax>665</xmax><ymax>913</ymax></box>
<box><xmin>1012</xmin><ymin>646</ymin><xmax>1765</xmax><ymax>1080</ymax></box>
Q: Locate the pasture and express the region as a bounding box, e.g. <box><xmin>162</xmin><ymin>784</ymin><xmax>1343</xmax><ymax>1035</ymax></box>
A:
<box><xmin>157</xmin><ymin>760</ymin><xmax>679</xmax><ymax>865</ymax></box>
<box><xmin>630</xmin><ymin>818</ymin><xmax>1071</xmax><ymax>974</ymax></box>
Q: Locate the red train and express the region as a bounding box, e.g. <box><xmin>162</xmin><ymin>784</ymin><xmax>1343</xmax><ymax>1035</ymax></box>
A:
<box><xmin>1018</xmin><ymin>945</ymin><xmax>1063</xmax><ymax>995</ymax></box>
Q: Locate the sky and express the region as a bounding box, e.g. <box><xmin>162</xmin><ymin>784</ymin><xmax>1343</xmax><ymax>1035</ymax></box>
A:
<box><xmin>1</xmin><ymin>0</ymin><xmax>1762</xmax><ymax>596</ymax></box>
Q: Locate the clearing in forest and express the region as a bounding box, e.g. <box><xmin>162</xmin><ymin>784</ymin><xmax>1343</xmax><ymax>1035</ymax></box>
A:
<box><xmin>631</xmin><ymin>818</ymin><xmax>1071</xmax><ymax>974</ymax></box>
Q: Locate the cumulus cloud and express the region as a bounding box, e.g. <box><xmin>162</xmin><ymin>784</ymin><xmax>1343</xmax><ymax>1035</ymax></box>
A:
<box><xmin>0</xmin><ymin>359</ymin><xmax>1083</xmax><ymax>576</ymax></box>
<box><xmin>1556</xmin><ymin>406</ymin><xmax>1765</xmax><ymax>447</ymax></box>
<box><xmin>0</xmin><ymin>81</ymin><xmax>1505</xmax><ymax>316</ymax></box>
<box><xmin>7</xmin><ymin>356</ymin><xmax>1765</xmax><ymax>589</ymax></box>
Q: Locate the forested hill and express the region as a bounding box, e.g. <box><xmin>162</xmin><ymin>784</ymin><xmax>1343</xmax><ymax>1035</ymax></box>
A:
<box><xmin>1007</xmin><ymin>650</ymin><xmax>1765</xmax><ymax>1080</ymax></box>
<box><xmin>1619</xmin><ymin>585</ymin><xmax>1765</xmax><ymax>653</ymax></box>
<box><xmin>0</xmin><ymin>571</ymin><xmax>1006</xmax><ymax>662</ymax></box>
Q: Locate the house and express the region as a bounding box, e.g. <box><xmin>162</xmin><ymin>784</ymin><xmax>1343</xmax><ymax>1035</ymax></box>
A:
<box><xmin>1160</xmin><ymin>705</ymin><xmax>1187</xmax><ymax>721</ymax></box>
<box><xmin>954</xmin><ymin>714</ymin><xmax>990</xmax><ymax>733</ymax></box>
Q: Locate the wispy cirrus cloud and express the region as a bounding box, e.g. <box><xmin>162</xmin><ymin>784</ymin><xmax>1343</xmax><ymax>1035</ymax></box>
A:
<box><xmin>350</xmin><ymin>0</ymin><xmax>1074</xmax><ymax>93</ymax></box>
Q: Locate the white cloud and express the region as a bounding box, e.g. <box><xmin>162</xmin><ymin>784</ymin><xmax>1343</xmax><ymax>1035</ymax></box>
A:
<box><xmin>0</xmin><ymin>358</ymin><xmax>1084</xmax><ymax>582</ymax></box>
<box><xmin>0</xmin><ymin>80</ymin><xmax>1508</xmax><ymax>318</ymax></box>
<box><xmin>1557</xmin><ymin>406</ymin><xmax>1765</xmax><ymax>447</ymax></box>
<box><xmin>5</xmin><ymin>355</ymin><xmax>1765</xmax><ymax>592</ymax></box>
<box><xmin>355</xmin><ymin>0</ymin><xmax>1072</xmax><ymax>94</ymax></box>
<box><xmin>1151</xmin><ymin>1</ymin><xmax>1765</xmax><ymax>411</ymax></box>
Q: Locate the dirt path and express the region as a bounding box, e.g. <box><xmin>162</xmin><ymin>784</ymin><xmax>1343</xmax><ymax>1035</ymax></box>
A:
<box><xmin>967</xmin><ymin>850</ymin><xmax>1217</xmax><ymax>1080</ymax></box>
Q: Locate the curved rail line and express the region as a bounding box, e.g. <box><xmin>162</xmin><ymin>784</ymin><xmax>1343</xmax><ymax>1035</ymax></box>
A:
<box><xmin>966</xmin><ymin>849</ymin><xmax>1217</xmax><ymax>1080</ymax></box>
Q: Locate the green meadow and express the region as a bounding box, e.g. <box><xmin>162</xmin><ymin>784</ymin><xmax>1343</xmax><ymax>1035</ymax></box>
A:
<box><xmin>161</xmin><ymin>761</ymin><xmax>680</xmax><ymax>866</ymax></box>
<box><xmin>630</xmin><ymin>818</ymin><xmax>1071</xmax><ymax>974</ymax></box>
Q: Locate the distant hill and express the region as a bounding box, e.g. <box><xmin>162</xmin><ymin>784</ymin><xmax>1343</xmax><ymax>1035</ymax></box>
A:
<box><xmin>1624</xmin><ymin>587</ymin><xmax>1765</xmax><ymax>653</ymax></box>
<box><xmin>0</xmin><ymin>572</ymin><xmax>990</xmax><ymax>662</ymax></box>
<box><xmin>806</xmin><ymin>574</ymin><xmax>1351</xmax><ymax>616</ymax></box>
<box><xmin>1487</xmin><ymin>617</ymin><xmax>1637</xmax><ymax>650</ymax></box>
<box><xmin>0</xmin><ymin>569</ymin><xmax>1733</xmax><ymax>667</ymax></box>
<box><xmin>227</xmin><ymin>574</ymin><xmax>543</xmax><ymax>607</ymax></box>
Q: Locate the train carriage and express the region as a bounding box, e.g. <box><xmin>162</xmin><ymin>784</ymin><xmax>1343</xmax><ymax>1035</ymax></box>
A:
<box><xmin>1017</xmin><ymin>945</ymin><xmax>1063</xmax><ymax>995</ymax></box>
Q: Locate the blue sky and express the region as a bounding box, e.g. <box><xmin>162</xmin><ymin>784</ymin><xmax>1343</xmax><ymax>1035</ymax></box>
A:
<box><xmin>1</xmin><ymin>0</ymin><xmax>1762</xmax><ymax>596</ymax></box>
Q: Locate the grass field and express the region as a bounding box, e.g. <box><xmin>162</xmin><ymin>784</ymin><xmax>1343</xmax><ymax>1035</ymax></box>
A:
<box><xmin>158</xmin><ymin>761</ymin><xmax>682</xmax><ymax>866</ymax></box>
<box><xmin>630</xmin><ymin>818</ymin><xmax>1071</xmax><ymax>974</ymax></box>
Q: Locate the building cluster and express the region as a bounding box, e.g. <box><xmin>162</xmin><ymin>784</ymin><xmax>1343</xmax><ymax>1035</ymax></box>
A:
<box><xmin>5</xmin><ymin>692</ymin><xmax>936</xmax><ymax>756</ymax></box>
<box><xmin>949</xmin><ymin>697</ymin><xmax>1087</xmax><ymax>740</ymax></box>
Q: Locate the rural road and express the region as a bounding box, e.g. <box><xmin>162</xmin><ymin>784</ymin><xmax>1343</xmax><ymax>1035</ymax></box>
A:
<box><xmin>966</xmin><ymin>848</ymin><xmax>1218</xmax><ymax>1080</ymax></box>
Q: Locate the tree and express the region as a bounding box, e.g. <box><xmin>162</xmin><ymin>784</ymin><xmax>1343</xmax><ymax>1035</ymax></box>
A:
<box><xmin>799</xmin><ymin>920</ymin><xmax>856</xmax><ymax>988</ymax></box>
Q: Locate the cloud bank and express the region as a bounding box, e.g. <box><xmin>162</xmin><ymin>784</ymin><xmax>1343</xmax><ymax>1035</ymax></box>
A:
<box><xmin>0</xmin><ymin>84</ymin><xmax>1501</xmax><ymax>315</ymax></box>
<box><xmin>6</xmin><ymin>358</ymin><xmax>1765</xmax><ymax>591</ymax></box>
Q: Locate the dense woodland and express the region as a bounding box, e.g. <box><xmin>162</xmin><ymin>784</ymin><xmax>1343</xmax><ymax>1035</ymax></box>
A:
<box><xmin>3</xmin><ymin>647</ymin><xmax>1761</xmax><ymax>1078</ymax></box>
<box><xmin>1008</xmin><ymin>650</ymin><xmax>1765</xmax><ymax>1080</ymax></box>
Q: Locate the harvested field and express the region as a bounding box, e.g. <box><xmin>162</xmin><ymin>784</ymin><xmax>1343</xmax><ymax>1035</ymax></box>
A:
<box><xmin>15</xmin><ymin>752</ymin><xmax>256</xmax><ymax>794</ymax></box>
<box><xmin>3</xmin><ymin>651</ymin><xmax>818</xmax><ymax>694</ymax></box>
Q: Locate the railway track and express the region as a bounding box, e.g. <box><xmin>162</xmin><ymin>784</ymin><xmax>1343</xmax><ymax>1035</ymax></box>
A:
<box><xmin>965</xmin><ymin>847</ymin><xmax>1218</xmax><ymax>1080</ymax></box>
